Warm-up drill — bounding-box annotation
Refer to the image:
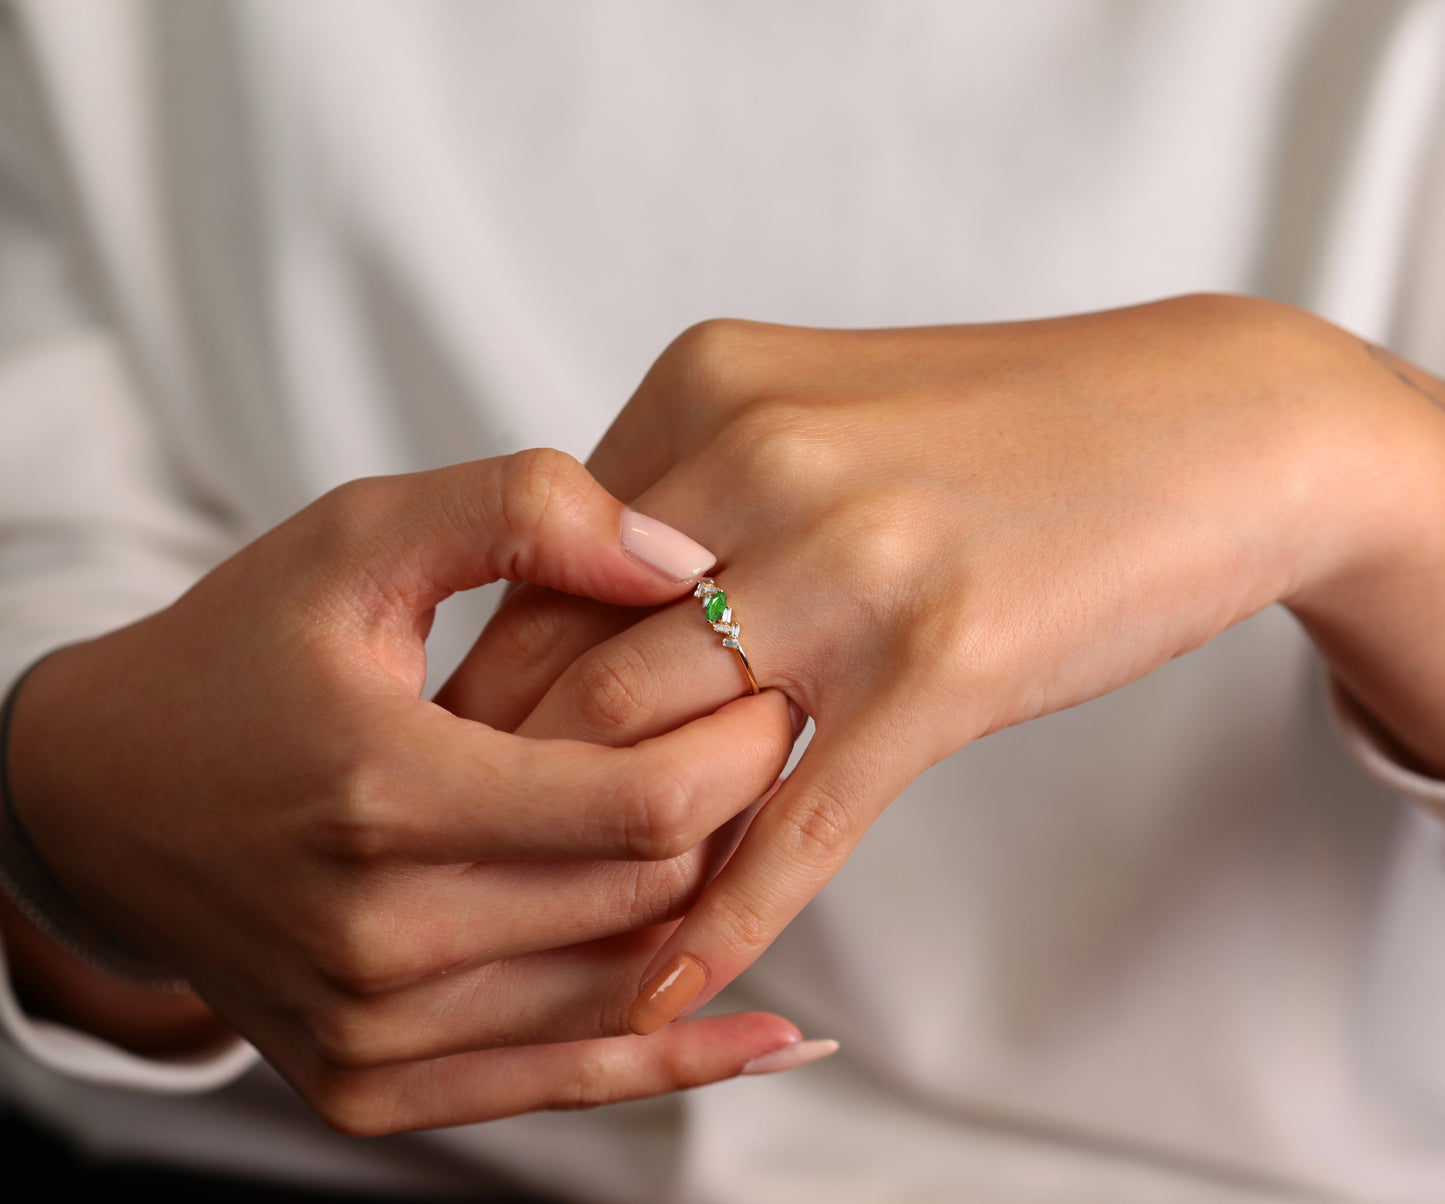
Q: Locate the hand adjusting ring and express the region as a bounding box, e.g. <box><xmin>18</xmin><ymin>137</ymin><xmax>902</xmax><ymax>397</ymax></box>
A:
<box><xmin>694</xmin><ymin>578</ymin><xmax>760</xmax><ymax>695</ymax></box>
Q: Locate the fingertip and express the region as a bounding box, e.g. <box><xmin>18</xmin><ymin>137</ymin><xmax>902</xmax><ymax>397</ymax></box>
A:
<box><xmin>707</xmin><ymin>690</ymin><xmax>796</xmax><ymax>766</ymax></box>
<box><xmin>628</xmin><ymin>953</ymin><xmax>709</xmax><ymax>1036</ymax></box>
<box><xmin>786</xmin><ymin>696</ymin><xmax>808</xmax><ymax>737</ymax></box>
<box><xmin>714</xmin><ymin>687</ymin><xmax>791</xmax><ymax>723</ymax></box>
<box><xmin>739</xmin><ymin>1038</ymin><xmax>841</xmax><ymax>1077</ymax></box>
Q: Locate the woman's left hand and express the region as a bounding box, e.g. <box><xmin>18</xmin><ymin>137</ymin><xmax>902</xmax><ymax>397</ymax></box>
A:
<box><xmin>438</xmin><ymin>294</ymin><xmax>1445</xmax><ymax>1034</ymax></box>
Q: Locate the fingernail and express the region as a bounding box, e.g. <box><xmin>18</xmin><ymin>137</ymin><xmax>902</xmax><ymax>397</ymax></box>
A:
<box><xmin>620</xmin><ymin>510</ymin><xmax>715</xmax><ymax>582</ymax></box>
<box><xmin>740</xmin><ymin>1038</ymin><xmax>841</xmax><ymax>1076</ymax></box>
<box><xmin>628</xmin><ymin>953</ymin><xmax>708</xmax><ymax>1035</ymax></box>
<box><xmin>786</xmin><ymin>698</ymin><xmax>808</xmax><ymax>737</ymax></box>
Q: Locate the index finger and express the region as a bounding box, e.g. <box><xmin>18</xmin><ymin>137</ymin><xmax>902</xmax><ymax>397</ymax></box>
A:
<box><xmin>349</xmin><ymin>690</ymin><xmax>795</xmax><ymax>863</ymax></box>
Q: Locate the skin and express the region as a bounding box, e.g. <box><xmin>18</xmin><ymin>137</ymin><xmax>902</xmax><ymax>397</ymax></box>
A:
<box><xmin>1368</xmin><ymin>342</ymin><xmax>1445</xmax><ymax>411</ymax></box>
<box><xmin>7</xmin><ymin>293</ymin><xmax>1445</xmax><ymax>1130</ymax></box>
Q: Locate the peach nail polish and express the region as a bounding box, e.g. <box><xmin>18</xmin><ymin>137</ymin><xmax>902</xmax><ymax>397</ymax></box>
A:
<box><xmin>628</xmin><ymin>954</ymin><xmax>708</xmax><ymax>1035</ymax></box>
<box><xmin>620</xmin><ymin>510</ymin><xmax>716</xmax><ymax>581</ymax></box>
<box><xmin>740</xmin><ymin>1038</ymin><xmax>841</xmax><ymax>1076</ymax></box>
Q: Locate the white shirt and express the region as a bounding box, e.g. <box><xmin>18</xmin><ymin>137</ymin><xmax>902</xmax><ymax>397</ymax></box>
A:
<box><xmin>4</xmin><ymin>2</ymin><xmax>1445</xmax><ymax>1200</ymax></box>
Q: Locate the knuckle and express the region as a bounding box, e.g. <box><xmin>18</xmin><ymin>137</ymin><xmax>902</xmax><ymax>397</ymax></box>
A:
<box><xmin>849</xmin><ymin>501</ymin><xmax>920</xmax><ymax>585</ymax></box>
<box><xmin>313</xmin><ymin>761</ymin><xmax>398</xmax><ymax>865</ymax></box>
<box><xmin>543</xmin><ymin>1033</ymin><xmax>715</xmax><ymax>1111</ymax></box>
<box><xmin>621</xmin><ymin>855</ymin><xmax>705</xmax><ymax>927</ymax></box>
<box><xmin>707</xmin><ymin>886</ymin><xmax>775</xmax><ymax>955</ymax></box>
<box><xmin>654</xmin><ymin>1041</ymin><xmax>712</xmax><ymax>1092</ymax></box>
<box><xmin>303</xmin><ymin>477</ymin><xmax>411</xmax><ymax>623</ymax></box>
<box><xmin>808</xmin><ymin>491</ymin><xmax>932</xmax><ymax>630</ymax></box>
<box><xmin>713</xmin><ymin>401</ymin><xmax>842</xmax><ymax>490</ymax></box>
<box><xmin>833</xmin><ymin>490</ymin><xmax>923</xmax><ymax>584</ymax></box>
<box><xmin>570</xmin><ymin>642</ymin><xmax>660</xmax><ymax>739</ymax></box>
<box><xmin>306</xmin><ymin>1000</ymin><xmax>375</xmax><ymax>1063</ymax></box>
<box><xmin>310</xmin><ymin>917</ymin><xmax>407</xmax><ymax>998</ymax></box>
<box><xmin>490</xmin><ymin>586</ymin><xmax>575</xmax><ymax>674</ymax></box>
<box><xmin>660</xmin><ymin>318</ymin><xmax>761</xmax><ymax>403</ymax></box>
<box><xmin>782</xmin><ymin>785</ymin><xmax>856</xmax><ymax>871</ymax></box>
<box><xmin>307</xmin><ymin>1071</ymin><xmax>397</xmax><ymax>1137</ymax></box>
<box><xmin>295</xmin><ymin>771</ymin><xmax>431</xmax><ymax>995</ymax></box>
<box><xmin>308</xmin><ymin>898</ymin><xmax>459</xmax><ymax>999</ymax></box>
<box><xmin>622</xmin><ymin>771</ymin><xmax>695</xmax><ymax>861</ymax></box>
<box><xmin>499</xmin><ymin>447</ymin><xmax>585</xmax><ymax>541</ymax></box>
<box><xmin>545</xmin><ymin>1051</ymin><xmax>616</xmax><ymax>1112</ymax></box>
<box><xmin>584</xmin><ymin>985</ymin><xmax>634</xmax><ymax>1044</ymax></box>
<box><xmin>315</xmin><ymin>475</ymin><xmax>398</xmax><ymax>539</ymax></box>
<box><xmin>899</xmin><ymin>594</ymin><xmax>984</xmax><ymax>685</ymax></box>
<box><xmin>308</xmin><ymin>1003</ymin><xmax>389</xmax><ymax>1070</ymax></box>
<box><xmin>299</xmin><ymin>884</ymin><xmax>421</xmax><ymax>999</ymax></box>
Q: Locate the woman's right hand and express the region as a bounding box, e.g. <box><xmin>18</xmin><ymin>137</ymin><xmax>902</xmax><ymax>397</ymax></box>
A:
<box><xmin>2</xmin><ymin>449</ymin><xmax>807</xmax><ymax>1133</ymax></box>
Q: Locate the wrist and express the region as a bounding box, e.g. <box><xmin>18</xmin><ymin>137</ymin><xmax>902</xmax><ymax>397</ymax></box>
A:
<box><xmin>1282</xmin><ymin>333</ymin><xmax>1445</xmax><ymax>775</ymax></box>
<box><xmin>1</xmin><ymin>649</ymin><xmax>185</xmax><ymax>986</ymax></box>
<box><xmin>1</xmin><ymin>644</ymin><xmax>229</xmax><ymax>1056</ymax></box>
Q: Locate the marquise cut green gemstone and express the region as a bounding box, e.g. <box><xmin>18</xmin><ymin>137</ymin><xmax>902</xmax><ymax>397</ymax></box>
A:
<box><xmin>705</xmin><ymin>591</ymin><xmax>728</xmax><ymax>622</ymax></box>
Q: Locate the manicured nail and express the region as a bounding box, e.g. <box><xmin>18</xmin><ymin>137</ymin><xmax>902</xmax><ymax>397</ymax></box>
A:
<box><xmin>785</xmin><ymin>698</ymin><xmax>808</xmax><ymax>737</ymax></box>
<box><xmin>740</xmin><ymin>1038</ymin><xmax>841</xmax><ymax>1076</ymax></box>
<box><xmin>620</xmin><ymin>510</ymin><xmax>715</xmax><ymax>581</ymax></box>
<box><xmin>628</xmin><ymin>954</ymin><xmax>708</xmax><ymax>1035</ymax></box>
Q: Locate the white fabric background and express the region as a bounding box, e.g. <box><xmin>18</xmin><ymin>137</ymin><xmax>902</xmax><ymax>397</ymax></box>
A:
<box><xmin>3</xmin><ymin>2</ymin><xmax>1445</xmax><ymax>1200</ymax></box>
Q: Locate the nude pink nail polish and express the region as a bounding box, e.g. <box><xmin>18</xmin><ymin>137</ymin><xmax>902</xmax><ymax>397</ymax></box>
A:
<box><xmin>740</xmin><ymin>1038</ymin><xmax>840</xmax><ymax>1076</ymax></box>
<box><xmin>620</xmin><ymin>509</ymin><xmax>716</xmax><ymax>581</ymax></box>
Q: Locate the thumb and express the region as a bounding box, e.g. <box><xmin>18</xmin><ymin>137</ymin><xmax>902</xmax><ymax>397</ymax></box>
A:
<box><xmin>322</xmin><ymin>448</ymin><xmax>716</xmax><ymax>619</ymax></box>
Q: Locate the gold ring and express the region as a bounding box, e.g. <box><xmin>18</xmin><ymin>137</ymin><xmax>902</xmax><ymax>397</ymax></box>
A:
<box><xmin>694</xmin><ymin>578</ymin><xmax>760</xmax><ymax>695</ymax></box>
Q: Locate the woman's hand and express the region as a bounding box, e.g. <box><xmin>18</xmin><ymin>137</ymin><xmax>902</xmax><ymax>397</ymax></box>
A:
<box><xmin>4</xmin><ymin>449</ymin><xmax>810</xmax><ymax>1132</ymax></box>
<box><xmin>459</xmin><ymin>296</ymin><xmax>1445</xmax><ymax>1032</ymax></box>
